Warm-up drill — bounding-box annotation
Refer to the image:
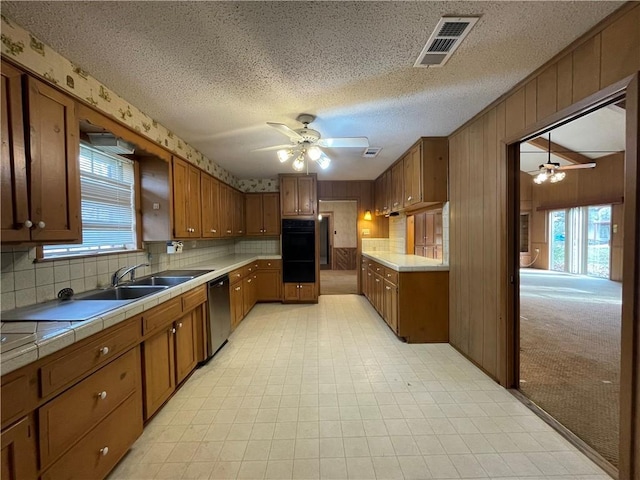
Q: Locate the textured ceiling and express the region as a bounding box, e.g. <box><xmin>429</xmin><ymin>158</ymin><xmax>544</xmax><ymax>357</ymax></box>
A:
<box><xmin>2</xmin><ymin>1</ymin><xmax>623</xmax><ymax>180</ymax></box>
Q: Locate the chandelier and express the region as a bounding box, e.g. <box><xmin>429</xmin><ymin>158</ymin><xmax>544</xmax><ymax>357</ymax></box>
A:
<box><xmin>277</xmin><ymin>145</ymin><xmax>331</xmax><ymax>172</ymax></box>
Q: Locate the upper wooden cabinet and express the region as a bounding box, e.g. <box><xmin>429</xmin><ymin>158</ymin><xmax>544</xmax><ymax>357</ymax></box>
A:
<box><xmin>233</xmin><ymin>189</ymin><xmax>245</xmax><ymax>236</ymax></box>
<box><xmin>374</xmin><ymin>137</ymin><xmax>448</xmax><ymax>216</ymax></box>
<box><xmin>245</xmin><ymin>193</ymin><xmax>280</xmax><ymax>236</ymax></box>
<box><xmin>280</xmin><ymin>174</ymin><xmax>317</xmax><ymax>217</ymax></box>
<box><xmin>1</xmin><ymin>61</ymin><xmax>81</xmax><ymax>244</ymax></box>
<box><xmin>172</xmin><ymin>157</ymin><xmax>202</xmax><ymax>238</ymax></box>
<box><xmin>201</xmin><ymin>173</ymin><xmax>221</xmax><ymax>238</ymax></box>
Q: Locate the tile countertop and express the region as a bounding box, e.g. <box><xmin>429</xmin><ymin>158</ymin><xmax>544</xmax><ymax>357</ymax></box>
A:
<box><xmin>0</xmin><ymin>253</ymin><xmax>280</xmax><ymax>376</ymax></box>
<box><xmin>361</xmin><ymin>251</ymin><xmax>449</xmax><ymax>272</ymax></box>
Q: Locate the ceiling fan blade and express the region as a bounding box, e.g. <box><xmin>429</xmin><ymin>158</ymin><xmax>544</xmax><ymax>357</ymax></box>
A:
<box><xmin>318</xmin><ymin>137</ymin><xmax>369</xmax><ymax>148</ymax></box>
<box><xmin>267</xmin><ymin>122</ymin><xmax>304</xmax><ymax>141</ymax></box>
<box><xmin>251</xmin><ymin>144</ymin><xmax>295</xmax><ymax>153</ymax></box>
<box><xmin>557</xmin><ymin>162</ymin><xmax>596</xmax><ymax>170</ymax></box>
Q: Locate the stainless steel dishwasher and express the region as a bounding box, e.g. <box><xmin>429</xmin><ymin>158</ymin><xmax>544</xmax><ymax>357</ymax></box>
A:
<box><xmin>202</xmin><ymin>275</ymin><xmax>231</xmax><ymax>363</ymax></box>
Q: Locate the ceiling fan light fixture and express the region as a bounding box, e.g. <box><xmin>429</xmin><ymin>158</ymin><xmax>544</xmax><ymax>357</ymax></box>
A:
<box><xmin>317</xmin><ymin>154</ymin><xmax>331</xmax><ymax>170</ymax></box>
<box><xmin>277</xmin><ymin>149</ymin><xmax>293</xmax><ymax>163</ymax></box>
<box><xmin>307</xmin><ymin>146</ymin><xmax>322</xmax><ymax>161</ymax></box>
<box><xmin>292</xmin><ymin>155</ymin><xmax>305</xmax><ymax>172</ymax></box>
<box><xmin>533</xmin><ymin>172</ymin><xmax>548</xmax><ymax>184</ymax></box>
<box><xmin>550</xmin><ymin>171</ymin><xmax>566</xmax><ymax>183</ymax></box>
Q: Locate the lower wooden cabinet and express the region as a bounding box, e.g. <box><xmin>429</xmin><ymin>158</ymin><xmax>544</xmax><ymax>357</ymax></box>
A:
<box><xmin>362</xmin><ymin>257</ymin><xmax>449</xmax><ymax>343</ymax></box>
<box><xmin>284</xmin><ymin>283</ymin><xmax>316</xmax><ymax>302</ymax></box>
<box><xmin>230</xmin><ymin>280</ymin><xmax>244</xmax><ymax>330</ymax></box>
<box><xmin>142</xmin><ymin>328</ymin><xmax>175</xmax><ymax>420</ymax></box>
<box><xmin>1</xmin><ymin>414</ymin><xmax>37</xmax><ymax>480</ymax></box>
<box><xmin>40</xmin><ymin>393</ymin><xmax>142</xmax><ymax>480</ymax></box>
<box><xmin>256</xmin><ymin>260</ymin><xmax>282</xmax><ymax>301</ymax></box>
<box><xmin>175</xmin><ymin>309</ymin><xmax>199</xmax><ymax>385</ymax></box>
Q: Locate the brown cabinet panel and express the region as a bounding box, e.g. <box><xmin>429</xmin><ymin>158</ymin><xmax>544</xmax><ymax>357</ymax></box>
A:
<box><xmin>256</xmin><ymin>269</ymin><xmax>281</xmax><ymax>301</ymax></box>
<box><xmin>1</xmin><ymin>415</ymin><xmax>37</xmax><ymax>480</ymax></box>
<box><xmin>280</xmin><ymin>176</ymin><xmax>298</xmax><ymax>216</ymax></box>
<box><xmin>39</xmin><ymin>348</ymin><xmax>139</xmax><ymax>468</ymax></box>
<box><xmin>1</xmin><ymin>61</ymin><xmax>29</xmax><ymax>243</ymax></box>
<box><xmin>262</xmin><ymin>193</ymin><xmax>280</xmax><ymax>235</ymax></box>
<box><xmin>142</xmin><ymin>327</ymin><xmax>175</xmax><ymax>420</ymax></box>
<box><xmin>175</xmin><ymin>311</ymin><xmax>198</xmax><ymax>385</ymax></box>
<box><xmin>298</xmin><ymin>283</ymin><xmax>316</xmax><ymax>301</ymax></box>
<box><xmin>201</xmin><ymin>173</ymin><xmax>221</xmax><ymax>238</ymax></box>
<box><xmin>280</xmin><ymin>174</ymin><xmax>317</xmax><ymax>217</ymax></box>
<box><xmin>26</xmin><ymin>76</ymin><xmax>81</xmax><ymax>243</ymax></box>
<box><xmin>142</xmin><ymin>297</ymin><xmax>181</xmax><ymax>336</ymax></box>
<box><xmin>245</xmin><ymin>193</ymin><xmax>264</xmax><ymax>235</ymax></box>
<box><xmin>172</xmin><ymin>157</ymin><xmax>201</xmax><ymax>238</ymax></box>
<box><xmin>383</xmin><ymin>279</ymin><xmax>398</xmax><ymax>333</ymax></box>
<box><xmin>230</xmin><ymin>282</ymin><xmax>243</xmax><ymax>329</ymax></box>
<box><xmin>403</xmin><ymin>144</ymin><xmax>421</xmax><ymax>207</ymax></box>
<box><xmin>182</xmin><ymin>284</ymin><xmax>207</xmax><ymax>313</ymax></box>
<box><xmin>391</xmin><ymin>161</ymin><xmax>403</xmax><ymax>211</ymax></box>
<box><xmin>233</xmin><ymin>189</ymin><xmax>244</xmax><ymax>236</ymax></box>
<box><xmin>40</xmin><ymin>393</ymin><xmax>142</xmax><ymax>480</ymax></box>
<box><xmin>40</xmin><ymin>318</ymin><xmax>140</xmax><ymax>399</ymax></box>
<box><xmin>297</xmin><ymin>176</ymin><xmax>315</xmax><ymax>215</ymax></box>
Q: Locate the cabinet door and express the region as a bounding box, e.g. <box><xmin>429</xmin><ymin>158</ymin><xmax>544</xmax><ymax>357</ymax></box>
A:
<box><xmin>283</xmin><ymin>283</ymin><xmax>300</xmax><ymax>301</ymax></box>
<box><xmin>188</xmin><ymin>164</ymin><xmax>202</xmax><ymax>237</ymax></box>
<box><xmin>414</xmin><ymin>212</ymin><xmax>426</xmax><ymax>247</ymax></box>
<box><xmin>425</xmin><ymin>212</ymin><xmax>435</xmax><ymax>245</ymax></box>
<box><xmin>280</xmin><ymin>176</ymin><xmax>298</xmax><ymax>215</ymax></box>
<box><xmin>175</xmin><ymin>312</ymin><xmax>198</xmax><ymax>384</ymax></box>
<box><xmin>27</xmin><ymin>76</ymin><xmax>81</xmax><ymax>242</ymax></box>
<box><xmin>373</xmin><ymin>274</ymin><xmax>383</xmax><ymax>313</ymax></box>
<box><xmin>262</xmin><ymin>193</ymin><xmax>280</xmax><ymax>235</ymax></box>
<box><xmin>391</xmin><ymin>161</ymin><xmax>403</xmax><ymax>211</ymax></box>
<box><xmin>245</xmin><ymin>194</ymin><xmax>264</xmax><ymax>235</ymax></box>
<box><xmin>1</xmin><ymin>62</ymin><xmax>30</xmax><ymax>243</ymax></box>
<box><xmin>172</xmin><ymin>157</ymin><xmax>190</xmax><ymax>238</ymax></box>
<box><xmin>383</xmin><ymin>170</ymin><xmax>392</xmax><ymax>214</ymax></box>
<box><xmin>233</xmin><ymin>190</ymin><xmax>245</xmax><ymax>236</ymax></box>
<box><xmin>404</xmin><ymin>144</ymin><xmax>421</xmax><ymax>207</ymax></box>
<box><xmin>297</xmin><ymin>176</ymin><xmax>316</xmax><ymax>215</ymax></box>
<box><xmin>1</xmin><ymin>415</ymin><xmax>37</xmax><ymax>480</ymax></box>
<box><xmin>201</xmin><ymin>174</ymin><xmax>221</xmax><ymax>238</ymax></box>
<box><xmin>374</xmin><ymin>176</ymin><xmax>384</xmax><ymax>216</ymax></box>
<box><xmin>142</xmin><ymin>328</ymin><xmax>176</xmax><ymax>420</ymax></box>
<box><xmin>230</xmin><ymin>282</ymin><xmax>243</xmax><ymax>329</ymax></box>
<box><xmin>256</xmin><ymin>269</ymin><xmax>281</xmax><ymax>301</ymax></box>
<box><xmin>383</xmin><ymin>280</ymin><xmax>398</xmax><ymax>333</ymax></box>
<box><xmin>242</xmin><ymin>276</ymin><xmax>254</xmax><ymax>316</ymax></box>
<box><xmin>299</xmin><ymin>283</ymin><xmax>316</xmax><ymax>301</ymax></box>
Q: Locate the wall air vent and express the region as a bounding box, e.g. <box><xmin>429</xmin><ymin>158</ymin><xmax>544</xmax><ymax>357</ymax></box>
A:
<box><xmin>414</xmin><ymin>16</ymin><xmax>480</xmax><ymax>68</ymax></box>
<box><xmin>362</xmin><ymin>147</ymin><xmax>382</xmax><ymax>158</ymax></box>
<box><xmin>87</xmin><ymin>133</ymin><xmax>136</xmax><ymax>155</ymax></box>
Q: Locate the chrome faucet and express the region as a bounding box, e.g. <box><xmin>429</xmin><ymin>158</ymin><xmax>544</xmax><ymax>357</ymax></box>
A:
<box><xmin>111</xmin><ymin>263</ymin><xmax>149</xmax><ymax>287</ymax></box>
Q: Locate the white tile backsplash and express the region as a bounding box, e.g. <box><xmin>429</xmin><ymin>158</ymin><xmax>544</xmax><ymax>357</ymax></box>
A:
<box><xmin>389</xmin><ymin>215</ymin><xmax>407</xmax><ymax>254</ymax></box>
<box><xmin>0</xmin><ymin>237</ymin><xmax>248</xmax><ymax>311</ymax></box>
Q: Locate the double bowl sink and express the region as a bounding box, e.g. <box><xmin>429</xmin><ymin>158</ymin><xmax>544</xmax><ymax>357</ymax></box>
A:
<box><xmin>1</xmin><ymin>269</ymin><xmax>213</xmax><ymax>322</ymax></box>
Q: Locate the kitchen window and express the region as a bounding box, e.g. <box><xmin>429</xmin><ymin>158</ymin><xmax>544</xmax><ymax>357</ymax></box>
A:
<box><xmin>42</xmin><ymin>143</ymin><xmax>138</xmax><ymax>258</ymax></box>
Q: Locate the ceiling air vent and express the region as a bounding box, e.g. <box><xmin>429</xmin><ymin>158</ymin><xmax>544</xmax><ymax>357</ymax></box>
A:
<box><xmin>362</xmin><ymin>147</ymin><xmax>382</xmax><ymax>158</ymax></box>
<box><xmin>414</xmin><ymin>16</ymin><xmax>480</xmax><ymax>68</ymax></box>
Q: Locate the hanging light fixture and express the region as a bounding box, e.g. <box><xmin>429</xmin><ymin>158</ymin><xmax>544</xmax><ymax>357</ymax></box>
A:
<box><xmin>277</xmin><ymin>149</ymin><xmax>293</xmax><ymax>163</ymax></box>
<box><xmin>533</xmin><ymin>132</ymin><xmax>566</xmax><ymax>185</ymax></box>
<box><xmin>363</xmin><ymin>210</ymin><xmax>372</xmax><ymax>221</ymax></box>
<box><xmin>275</xmin><ymin>145</ymin><xmax>332</xmax><ymax>172</ymax></box>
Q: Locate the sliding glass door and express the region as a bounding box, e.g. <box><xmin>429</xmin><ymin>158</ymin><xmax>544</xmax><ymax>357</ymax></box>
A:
<box><xmin>548</xmin><ymin>205</ymin><xmax>611</xmax><ymax>278</ymax></box>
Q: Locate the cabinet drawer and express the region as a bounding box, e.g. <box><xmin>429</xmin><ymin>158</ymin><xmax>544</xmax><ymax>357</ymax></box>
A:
<box><xmin>142</xmin><ymin>297</ymin><xmax>181</xmax><ymax>335</ymax></box>
<box><xmin>39</xmin><ymin>318</ymin><xmax>139</xmax><ymax>398</ymax></box>
<box><xmin>39</xmin><ymin>348</ymin><xmax>140</xmax><ymax>468</ymax></box>
<box><xmin>40</xmin><ymin>392</ymin><xmax>142</xmax><ymax>480</ymax></box>
<box><xmin>257</xmin><ymin>259</ymin><xmax>281</xmax><ymax>270</ymax></box>
<box><xmin>245</xmin><ymin>264</ymin><xmax>257</xmax><ymax>276</ymax></box>
<box><xmin>229</xmin><ymin>267</ymin><xmax>244</xmax><ymax>284</ymax></box>
<box><xmin>371</xmin><ymin>262</ymin><xmax>384</xmax><ymax>275</ymax></box>
<box><xmin>182</xmin><ymin>285</ymin><xmax>207</xmax><ymax>313</ymax></box>
<box><xmin>384</xmin><ymin>268</ymin><xmax>398</xmax><ymax>285</ymax></box>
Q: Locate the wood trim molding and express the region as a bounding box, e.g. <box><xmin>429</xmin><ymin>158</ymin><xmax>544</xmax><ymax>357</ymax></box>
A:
<box><xmin>535</xmin><ymin>196</ymin><xmax>624</xmax><ymax>211</ymax></box>
<box><xmin>526</xmin><ymin>137</ymin><xmax>593</xmax><ymax>164</ymax></box>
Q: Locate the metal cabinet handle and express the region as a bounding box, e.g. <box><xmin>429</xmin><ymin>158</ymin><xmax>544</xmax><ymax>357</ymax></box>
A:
<box><xmin>170</xmin><ymin>327</ymin><xmax>176</xmax><ymax>334</ymax></box>
<box><xmin>37</xmin><ymin>221</ymin><xmax>46</xmax><ymax>229</ymax></box>
<box><xmin>97</xmin><ymin>391</ymin><xmax>107</xmax><ymax>400</ymax></box>
<box><xmin>407</xmin><ymin>196</ymin><xmax>412</xmax><ymax>201</ymax></box>
<box><xmin>178</xmin><ymin>322</ymin><xmax>183</xmax><ymax>328</ymax></box>
<box><xmin>235</xmin><ymin>286</ymin><xmax>241</xmax><ymax>291</ymax></box>
<box><xmin>386</xmin><ymin>286</ymin><xmax>391</xmax><ymax>290</ymax></box>
<box><xmin>100</xmin><ymin>447</ymin><xmax>109</xmax><ymax>456</ymax></box>
<box><xmin>99</xmin><ymin>346</ymin><xmax>109</xmax><ymax>356</ymax></box>
<box><xmin>247</xmin><ymin>279</ymin><xmax>252</xmax><ymax>283</ymax></box>
<box><xmin>23</xmin><ymin>220</ymin><xmax>33</xmax><ymax>229</ymax></box>
<box><xmin>211</xmin><ymin>229</ymin><xmax>216</xmax><ymax>233</ymax></box>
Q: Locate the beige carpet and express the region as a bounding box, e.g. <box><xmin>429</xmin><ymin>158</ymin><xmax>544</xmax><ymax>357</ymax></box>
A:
<box><xmin>519</xmin><ymin>268</ymin><xmax>621</xmax><ymax>468</ymax></box>
<box><xmin>320</xmin><ymin>270</ymin><xmax>358</xmax><ymax>295</ymax></box>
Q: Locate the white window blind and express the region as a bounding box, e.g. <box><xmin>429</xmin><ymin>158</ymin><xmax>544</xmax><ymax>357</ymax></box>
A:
<box><xmin>43</xmin><ymin>144</ymin><xmax>137</xmax><ymax>258</ymax></box>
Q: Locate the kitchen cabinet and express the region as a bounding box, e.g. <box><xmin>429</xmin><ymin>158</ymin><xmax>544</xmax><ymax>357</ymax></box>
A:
<box><xmin>284</xmin><ymin>283</ymin><xmax>316</xmax><ymax>302</ymax></box>
<box><xmin>243</xmin><ymin>274</ymin><xmax>257</xmax><ymax>317</ymax></box>
<box><xmin>391</xmin><ymin>160</ymin><xmax>404</xmax><ymax>212</ymax></box>
<box><xmin>280</xmin><ymin>174</ymin><xmax>317</xmax><ymax>217</ymax></box>
<box><xmin>233</xmin><ymin>189</ymin><xmax>245</xmax><ymax>236</ymax></box>
<box><xmin>414</xmin><ymin>209</ymin><xmax>443</xmax><ymax>260</ymax></box>
<box><xmin>256</xmin><ymin>260</ymin><xmax>282</xmax><ymax>301</ymax></box>
<box><xmin>1</xmin><ymin>414</ymin><xmax>37</xmax><ymax>480</ymax></box>
<box><xmin>219</xmin><ymin>183</ymin><xmax>233</xmax><ymax>237</ymax></box>
<box><xmin>1</xmin><ymin>61</ymin><xmax>81</xmax><ymax>244</ymax></box>
<box><xmin>245</xmin><ymin>193</ymin><xmax>280</xmax><ymax>236</ymax></box>
<box><xmin>141</xmin><ymin>286</ymin><xmax>207</xmax><ymax>419</ymax></box>
<box><xmin>374</xmin><ymin>176</ymin><xmax>384</xmax><ymax>216</ymax></box>
<box><xmin>172</xmin><ymin>156</ymin><xmax>202</xmax><ymax>238</ymax></box>
<box><xmin>362</xmin><ymin>256</ymin><xmax>448</xmax><ymax>343</ymax></box>
<box><xmin>201</xmin><ymin>173</ymin><xmax>221</xmax><ymax>238</ymax></box>
<box><xmin>403</xmin><ymin>143</ymin><xmax>421</xmax><ymax>207</ymax></box>
<box><xmin>230</xmin><ymin>281</ymin><xmax>243</xmax><ymax>330</ymax></box>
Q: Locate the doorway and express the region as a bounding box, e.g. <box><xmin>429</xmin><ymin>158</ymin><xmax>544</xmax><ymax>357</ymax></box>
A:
<box><xmin>319</xmin><ymin>213</ymin><xmax>332</xmax><ymax>270</ymax></box>
<box><xmin>319</xmin><ymin>200</ymin><xmax>358</xmax><ymax>295</ymax></box>
<box><xmin>517</xmin><ymin>99</ymin><xmax>625</xmax><ymax>471</ymax></box>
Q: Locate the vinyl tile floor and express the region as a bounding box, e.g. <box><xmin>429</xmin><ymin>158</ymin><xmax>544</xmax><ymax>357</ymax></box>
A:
<box><xmin>108</xmin><ymin>295</ymin><xmax>611</xmax><ymax>480</ymax></box>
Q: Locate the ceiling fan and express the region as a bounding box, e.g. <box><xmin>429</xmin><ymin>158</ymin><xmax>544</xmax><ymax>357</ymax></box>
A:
<box><xmin>529</xmin><ymin>133</ymin><xmax>595</xmax><ymax>184</ymax></box>
<box><xmin>252</xmin><ymin>114</ymin><xmax>369</xmax><ymax>171</ymax></box>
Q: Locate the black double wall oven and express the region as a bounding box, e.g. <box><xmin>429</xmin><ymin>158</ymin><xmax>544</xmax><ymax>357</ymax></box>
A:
<box><xmin>282</xmin><ymin>219</ymin><xmax>315</xmax><ymax>283</ymax></box>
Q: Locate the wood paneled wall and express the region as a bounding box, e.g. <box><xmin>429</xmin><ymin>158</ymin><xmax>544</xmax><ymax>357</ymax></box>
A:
<box><xmin>521</xmin><ymin>153</ymin><xmax>625</xmax><ymax>275</ymax></box>
<box><xmin>448</xmin><ymin>3</ymin><xmax>640</xmax><ymax>383</ymax></box>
